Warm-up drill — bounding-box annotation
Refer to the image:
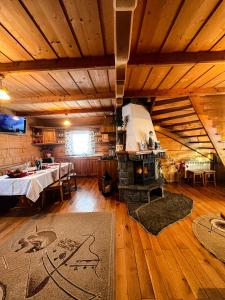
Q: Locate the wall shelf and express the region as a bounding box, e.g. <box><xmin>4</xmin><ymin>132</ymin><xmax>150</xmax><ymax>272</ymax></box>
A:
<box><xmin>31</xmin><ymin>126</ymin><xmax>65</xmax><ymax>146</ymax></box>
<box><xmin>96</xmin><ymin>141</ymin><xmax>115</xmax><ymax>144</ymax></box>
<box><xmin>32</xmin><ymin>143</ymin><xmax>65</xmax><ymax>146</ymax></box>
<box><xmin>100</xmin><ymin>131</ymin><xmax>116</xmax><ymax>134</ymax></box>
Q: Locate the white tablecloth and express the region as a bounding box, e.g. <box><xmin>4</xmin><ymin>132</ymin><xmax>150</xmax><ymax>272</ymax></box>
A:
<box><xmin>0</xmin><ymin>163</ymin><xmax>71</xmax><ymax>202</ymax></box>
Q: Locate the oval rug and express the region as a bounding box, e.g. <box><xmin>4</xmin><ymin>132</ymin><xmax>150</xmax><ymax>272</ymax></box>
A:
<box><xmin>192</xmin><ymin>214</ymin><xmax>225</xmax><ymax>263</ymax></box>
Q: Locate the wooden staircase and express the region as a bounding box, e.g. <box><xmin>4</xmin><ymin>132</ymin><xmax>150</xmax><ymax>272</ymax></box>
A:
<box><xmin>151</xmin><ymin>96</ymin><xmax>216</xmax><ymax>161</ymax></box>
<box><xmin>151</xmin><ymin>94</ymin><xmax>225</xmax><ymax>165</ymax></box>
<box><xmin>191</xmin><ymin>96</ymin><xmax>225</xmax><ymax>165</ymax></box>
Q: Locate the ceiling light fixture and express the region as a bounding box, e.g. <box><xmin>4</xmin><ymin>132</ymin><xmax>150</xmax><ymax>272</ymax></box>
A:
<box><xmin>0</xmin><ymin>74</ymin><xmax>10</xmax><ymax>100</ymax></box>
<box><xmin>63</xmin><ymin>113</ymin><xmax>71</xmax><ymax>126</ymax></box>
<box><xmin>64</xmin><ymin>119</ymin><xmax>71</xmax><ymax>126</ymax></box>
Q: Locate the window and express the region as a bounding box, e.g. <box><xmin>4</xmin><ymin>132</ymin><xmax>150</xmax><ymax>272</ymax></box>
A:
<box><xmin>65</xmin><ymin>130</ymin><xmax>95</xmax><ymax>156</ymax></box>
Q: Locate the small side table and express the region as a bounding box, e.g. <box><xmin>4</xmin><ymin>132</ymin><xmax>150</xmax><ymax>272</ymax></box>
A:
<box><xmin>187</xmin><ymin>170</ymin><xmax>204</xmax><ymax>186</ymax></box>
<box><xmin>204</xmin><ymin>170</ymin><xmax>216</xmax><ymax>186</ymax></box>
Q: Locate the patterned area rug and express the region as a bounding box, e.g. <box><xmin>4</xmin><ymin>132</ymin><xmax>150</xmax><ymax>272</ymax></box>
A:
<box><xmin>193</xmin><ymin>214</ymin><xmax>225</xmax><ymax>263</ymax></box>
<box><xmin>0</xmin><ymin>212</ymin><xmax>115</xmax><ymax>300</ymax></box>
<box><xmin>127</xmin><ymin>191</ymin><xmax>193</xmax><ymax>235</ymax></box>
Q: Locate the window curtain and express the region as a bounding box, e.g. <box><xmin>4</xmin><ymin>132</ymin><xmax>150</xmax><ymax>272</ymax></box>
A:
<box><xmin>65</xmin><ymin>130</ymin><xmax>95</xmax><ymax>155</ymax></box>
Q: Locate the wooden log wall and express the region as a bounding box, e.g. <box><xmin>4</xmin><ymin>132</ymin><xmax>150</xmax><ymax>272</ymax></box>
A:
<box><xmin>0</xmin><ymin>118</ymin><xmax>40</xmax><ymax>167</ymax></box>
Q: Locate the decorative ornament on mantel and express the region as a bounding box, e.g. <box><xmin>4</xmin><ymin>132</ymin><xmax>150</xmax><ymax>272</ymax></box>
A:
<box><xmin>0</xmin><ymin>74</ymin><xmax>10</xmax><ymax>100</ymax></box>
<box><xmin>115</xmin><ymin>106</ymin><xmax>127</xmax><ymax>151</ymax></box>
<box><xmin>115</xmin><ymin>106</ymin><xmax>124</xmax><ymax>129</ymax></box>
<box><xmin>148</xmin><ymin>130</ymin><xmax>154</xmax><ymax>149</ymax></box>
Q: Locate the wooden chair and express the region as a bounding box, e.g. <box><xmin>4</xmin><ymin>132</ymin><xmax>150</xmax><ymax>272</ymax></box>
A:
<box><xmin>204</xmin><ymin>170</ymin><xmax>216</xmax><ymax>186</ymax></box>
<box><xmin>68</xmin><ymin>162</ymin><xmax>77</xmax><ymax>190</ymax></box>
<box><xmin>61</xmin><ymin>163</ymin><xmax>73</xmax><ymax>197</ymax></box>
<box><xmin>41</xmin><ymin>163</ymin><xmax>71</xmax><ymax>208</ymax></box>
<box><xmin>187</xmin><ymin>170</ymin><xmax>204</xmax><ymax>186</ymax></box>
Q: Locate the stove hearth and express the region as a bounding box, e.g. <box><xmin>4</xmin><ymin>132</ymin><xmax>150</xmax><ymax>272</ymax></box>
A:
<box><xmin>117</xmin><ymin>150</ymin><xmax>164</xmax><ymax>203</ymax></box>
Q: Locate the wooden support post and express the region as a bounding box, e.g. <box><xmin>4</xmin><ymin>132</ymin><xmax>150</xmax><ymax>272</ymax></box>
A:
<box><xmin>148</xmin><ymin>97</ymin><xmax>156</xmax><ymax>114</ymax></box>
<box><xmin>114</xmin><ymin>0</ymin><xmax>137</xmax><ymax>99</ymax></box>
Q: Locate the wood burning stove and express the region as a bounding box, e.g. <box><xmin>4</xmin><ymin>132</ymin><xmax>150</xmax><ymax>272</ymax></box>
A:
<box><xmin>134</xmin><ymin>157</ymin><xmax>156</xmax><ymax>185</ymax></box>
<box><xmin>117</xmin><ymin>151</ymin><xmax>165</xmax><ymax>203</ymax></box>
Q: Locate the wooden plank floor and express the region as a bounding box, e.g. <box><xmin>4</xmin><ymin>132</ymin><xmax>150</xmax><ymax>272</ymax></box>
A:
<box><xmin>0</xmin><ymin>178</ymin><xmax>225</xmax><ymax>300</ymax></box>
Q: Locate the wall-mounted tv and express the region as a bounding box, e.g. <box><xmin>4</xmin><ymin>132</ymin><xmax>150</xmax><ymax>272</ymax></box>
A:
<box><xmin>0</xmin><ymin>113</ymin><xmax>26</xmax><ymax>134</ymax></box>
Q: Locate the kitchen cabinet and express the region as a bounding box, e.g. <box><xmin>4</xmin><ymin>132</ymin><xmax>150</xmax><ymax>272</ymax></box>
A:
<box><xmin>73</xmin><ymin>157</ymin><xmax>99</xmax><ymax>177</ymax></box>
<box><xmin>32</xmin><ymin>127</ymin><xmax>65</xmax><ymax>145</ymax></box>
<box><xmin>43</xmin><ymin>129</ymin><xmax>56</xmax><ymax>144</ymax></box>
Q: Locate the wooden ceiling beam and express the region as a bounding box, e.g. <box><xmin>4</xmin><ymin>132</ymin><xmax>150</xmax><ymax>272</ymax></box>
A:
<box><xmin>114</xmin><ymin>0</ymin><xmax>137</xmax><ymax>99</ymax></box>
<box><xmin>36</xmin><ymin>116</ymin><xmax>110</xmax><ymax>127</ymax></box>
<box><xmin>1</xmin><ymin>92</ymin><xmax>114</xmax><ymax>105</ymax></box>
<box><xmin>152</xmin><ymin>105</ymin><xmax>193</xmax><ymax>116</ymax></box>
<box><xmin>179</xmin><ymin>134</ymin><xmax>207</xmax><ymax>138</ymax></box>
<box><xmin>125</xmin><ymin>87</ymin><xmax>225</xmax><ymax>98</ymax></box>
<box><xmin>3</xmin><ymin>50</ymin><xmax>225</xmax><ymax>74</ymax></box>
<box><xmin>16</xmin><ymin>106</ymin><xmax>114</xmax><ymax>117</ymax></box>
<box><xmin>0</xmin><ymin>55</ymin><xmax>115</xmax><ymax>74</ymax></box>
<box><xmin>171</xmin><ymin>127</ymin><xmax>203</xmax><ymax>133</ymax></box>
<box><xmin>196</xmin><ymin>147</ymin><xmax>214</xmax><ymax>150</ymax></box>
<box><xmin>188</xmin><ymin>141</ymin><xmax>212</xmax><ymax>144</ymax></box>
<box><xmin>154</xmin><ymin>97</ymin><xmax>188</xmax><ymax>106</ymax></box>
<box><xmin>129</xmin><ymin>50</ymin><xmax>225</xmax><ymax>67</ymax></box>
<box><xmin>153</xmin><ymin>112</ymin><xmax>196</xmax><ymax>122</ymax></box>
<box><xmin>162</xmin><ymin>120</ymin><xmax>200</xmax><ymax>127</ymax></box>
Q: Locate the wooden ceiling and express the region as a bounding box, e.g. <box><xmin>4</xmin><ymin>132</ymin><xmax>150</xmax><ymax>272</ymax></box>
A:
<box><xmin>1</xmin><ymin>0</ymin><xmax>225</xmax><ymax>159</ymax></box>
<box><xmin>0</xmin><ymin>0</ymin><xmax>115</xmax><ymax>120</ymax></box>
<box><xmin>2</xmin><ymin>1</ymin><xmax>225</xmax><ymax>102</ymax></box>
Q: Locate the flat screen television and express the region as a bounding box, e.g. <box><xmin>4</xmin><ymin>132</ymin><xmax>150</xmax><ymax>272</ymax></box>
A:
<box><xmin>0</xmin><ymin>113</ymin><xmax>26</xmax><ymax>134</ymax></box>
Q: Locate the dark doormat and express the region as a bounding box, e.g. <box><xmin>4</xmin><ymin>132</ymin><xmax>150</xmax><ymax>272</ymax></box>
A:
<box><xmin>127</xmin><ymin>191</ymin><xmax>193</xmax><ymax>235</ymax></box>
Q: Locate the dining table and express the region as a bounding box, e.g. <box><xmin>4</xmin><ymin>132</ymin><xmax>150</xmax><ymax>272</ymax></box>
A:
<box><xmin>0</xmin><ymin>162</ymin><xmax>71</xmax><ymax>202</ymax></box>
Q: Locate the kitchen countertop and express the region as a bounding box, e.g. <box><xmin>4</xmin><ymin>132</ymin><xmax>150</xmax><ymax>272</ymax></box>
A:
<box><xmin>67</xmin><ymin>153</ymin><xmax>103</xmax><ymax>158</ymax></box>
<box><xmin>56</xmin><ymin>153</ymin><xmax>117</xmax><ymax>160</ymax></box>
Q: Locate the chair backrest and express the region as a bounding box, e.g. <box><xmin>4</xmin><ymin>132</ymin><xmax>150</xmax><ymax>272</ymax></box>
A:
<box><xmin>72</xmin><ymin>161</ymin><xmax>76</xmax><ymax>173</ymax></box>
<box><xmin>59</xmin><ymin>162</ymin><xmax>71</xmax><ymax>182</ymax></box>
<box><xmin>67</xmin><ymin>160</ymin><xmax>75</xmax><ymax>173</ymax></box>
<box><xmin>66</xmin><ymin>162</ymin><xmax>72</xmax><ymax>180</ymax></box>
<box><xmin>43</xmin><ymin>157</ymin><xmax>54</xmax><ymax>163</ymax></box>
<box><xmin>58</xmin><ymin>163</ymin><xmax>62</xmax><ymax>179</ymax></box>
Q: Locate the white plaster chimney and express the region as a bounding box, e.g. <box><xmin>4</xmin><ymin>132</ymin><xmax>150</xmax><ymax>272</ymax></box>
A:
<box><xmin>122</xmin><ymin>103</ymin><xmax>157</xmax><ymax>152</ymax></box>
